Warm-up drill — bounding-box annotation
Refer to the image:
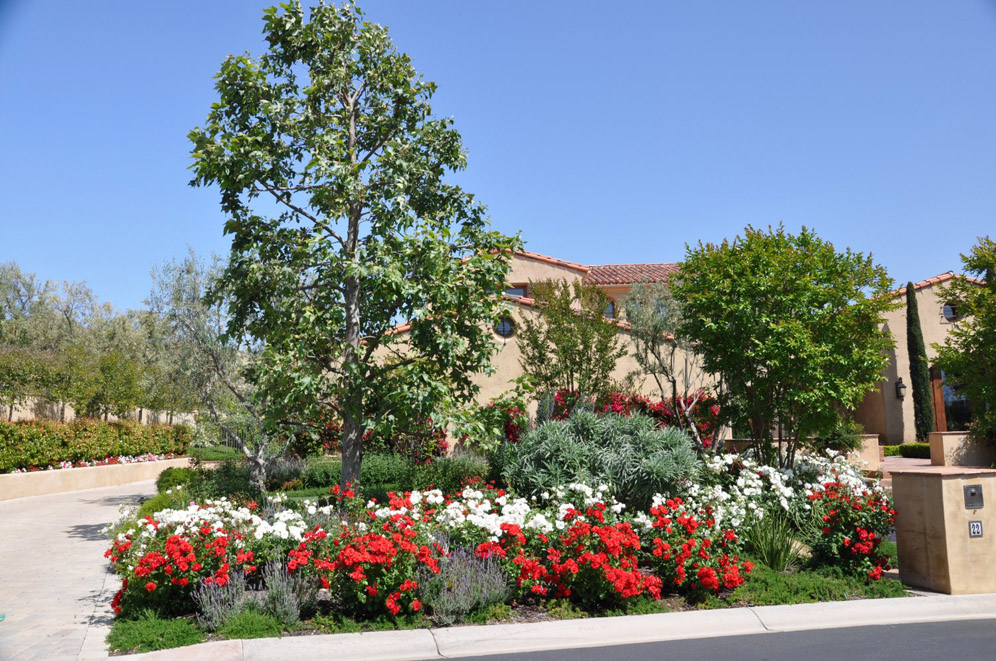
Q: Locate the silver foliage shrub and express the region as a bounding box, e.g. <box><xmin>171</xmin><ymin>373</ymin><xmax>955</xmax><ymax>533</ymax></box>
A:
<box><xmin>504</xmin><ymin>411</ymin><xmax>698</xmax><ymax>509</ymax></box>
<box><xmin>419</xmin><ymin>547</ymin><xmax>509</xmax><ymax>626</ymax></box>
<box><xmin>193</xmin><ymin>570</ymin><xmax>249</xmax><ymax>631</ymax></box>
<box><xmin>260</xmin><ymin>561</ymin><xmax>320</xmax><ymax>626</ymax></box>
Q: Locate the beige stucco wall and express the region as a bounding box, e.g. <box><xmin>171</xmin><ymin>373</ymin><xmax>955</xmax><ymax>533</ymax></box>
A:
<box><xmin>506</xmin><ymin>254</ymin><xmax>588</xmax><ymax>290</ymax></box>
<box><xmin>854</xmin><ymin>282</ymin><xmax>962</xmax><ymax>444</ymax></box>
<box><xmin>0</xmin><ymin>457</ymin><xmax>191</xmax><ymax>501</ymax></box>
<box><xmin>892</xmin><ymin>466</ymin><xmax>996</xmax><ymax>594</ymax></box>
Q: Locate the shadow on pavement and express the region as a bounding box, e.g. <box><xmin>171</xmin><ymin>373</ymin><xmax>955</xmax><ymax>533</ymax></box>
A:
<box><xmin>66</xmin><ymin>523</ymin><xmax>110</xmax><ymax>541</ymax></box>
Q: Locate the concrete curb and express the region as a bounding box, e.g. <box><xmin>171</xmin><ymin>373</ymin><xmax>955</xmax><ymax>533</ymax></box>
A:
<box><xmin>121</xmin><ymin>593</ymin><xmax>996</xmax><ymax>660</ymax></box>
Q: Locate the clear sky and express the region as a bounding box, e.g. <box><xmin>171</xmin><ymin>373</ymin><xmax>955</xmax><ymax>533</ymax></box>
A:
<box><xmin>1</xmin><ymin>1</ymin><xmax>994</xmax><ymax>311</ymax></box>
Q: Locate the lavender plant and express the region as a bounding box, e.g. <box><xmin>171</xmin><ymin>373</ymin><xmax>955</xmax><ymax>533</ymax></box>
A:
<box><xmin>418</xmin><ymin>547</ymin><xmax>509</xmax><ymax>626</ymax></box>
<box><xmin>192</xmin><ymin>571</ymin><xmax>248</xmax><ymax>631</ymax></box>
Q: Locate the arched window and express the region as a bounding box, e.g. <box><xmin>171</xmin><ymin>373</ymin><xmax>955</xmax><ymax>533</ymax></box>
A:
<box><xmin>942</xmin><ymin>303</ymin><xmax>960</xmax><ymax>322</ymax></box>
<box><xmin>604</xmin><ymin>299</ymin><xmax>616</xmax><ymax>319</ymax></box>
<box><xmin>494</xmin><ymin>317</ymin><xmax>515</xmax><ymax>338</ymax></box>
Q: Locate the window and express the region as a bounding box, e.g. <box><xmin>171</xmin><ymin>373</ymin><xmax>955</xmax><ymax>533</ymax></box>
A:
<box><xmin>505</xmin><ymin>285</ymin><xmax>528</xmax><ymax>298</ymax></box>
<box><xmin>494</xmin><ymin>317</ymin><xmax>515</xmax><ymax>338</ymax></box>
<box><xmin>930</xmin><ymin>367</ymin><xmax>972</xmax><ymax>432</ymax></box>
<box><xmin>604</xmin><ymin>299</ymin><xmax>616</xmax><ymax>319</ymax></box>
<box><xmin>942</xmin><ymin>303</ymin><xmax>960</xmax><ymax>322</ymax></box>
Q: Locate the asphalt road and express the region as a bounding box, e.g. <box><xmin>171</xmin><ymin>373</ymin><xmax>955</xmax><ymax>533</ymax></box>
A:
<box><xmin>444</xmin><ymin>619</ymin><xmax>996</xmax><ymax>661</ymax></box>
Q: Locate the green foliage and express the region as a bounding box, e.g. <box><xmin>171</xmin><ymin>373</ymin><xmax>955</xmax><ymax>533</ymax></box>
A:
<box><xmin>813</xmin><ymin>416</ymin><xmax>864</xmax><ymax>455</ymax></box>
<box><xmin>504</xmin><ymin>411</ymin><xmax>698</xmax><ymax>509</ymax></box>
<box><xmin>906</xmin><ymin>283</ymin><xmax>934</xmax><ymax>440</ymax></box>
<box><xmin>0</xmin><ymin>419</ymin><xmax>189</xmax><ymax>473</ymax></box>
<box><xmin>107</xmin><ymin>611</ymin><xmax>205</xmax><ymax>653</ymax></box>
<box><xmin>934</xmin><ymin>236</ymin><xmax>996</xmax><ymax>440</ymax></box>
<box><xmin>298</xmin><ymin>454</ymin><xmax>488</xmax><ymax>496</ymax></box>
<box><xmin>189</xmin><ymin>445</ymin><xmax>243</xmax><ymax>461</ymax></box>
<box><xmin>156</xmin><ymin>467</ymin><xmax>197</xmax><ymax>493</ymax></box>
<box><xmin>882</xmin><ymin>445</ymin><xmax>902</xmax><ymax>457</ymax></box>
<box><xmin>898</xmin><ymin>443</ymin><xmax>931</xmax><ymax>459</ymax></box>
<box><xmin>189</xmin><ymin>1</ymin><xmax>521</xmax><ymax>490</ymax></box>
<box><xmin>708</xmin><ymin>563</ymin><xmax>907</xmax><ymax>607</ymax></box>
<box><xmin>517</xmin><ymin>279</ymin><xmax>626</xmax><ymax>399</ymax></box>
<box><xmin>674</xmin><ymin>225</ymin><xmax>897</xmax><ymax>467</ymax></box>
<box><xmin>217</xmin><ymin>609</ymin><xmax>284</xmax><ymax>640</ymax></box>
<box><xmin>742</xmin><ymin>511</ymin><xmax>804</xmax><ymax>572</ymax></box>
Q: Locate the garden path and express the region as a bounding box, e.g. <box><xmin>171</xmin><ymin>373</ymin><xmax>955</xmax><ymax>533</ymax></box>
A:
<box><xmin>0</xmin><ymin>480</ymin><xmax>156</xmax><ymax>660</ymax></box>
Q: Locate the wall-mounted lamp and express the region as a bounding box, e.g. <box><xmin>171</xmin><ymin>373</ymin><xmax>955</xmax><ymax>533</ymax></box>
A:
<box><xmin>895</xmin><ymin>378</ymin><xmax>907</xmax><ymax>401</ymax></box>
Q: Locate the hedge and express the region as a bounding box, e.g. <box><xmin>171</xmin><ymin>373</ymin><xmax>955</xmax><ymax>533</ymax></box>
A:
<box><xmin>301</xmin><ymin>454</ymin><xmax>488</xmax><ymax>495</ymax></box>
<box><xmin>899</xmin><ymin>442</ymin><xmax>932</xmax><ymax>459</ymax></box>
<box><xmin>0</xmin><ymin>419</ymin><xmax>190</xmax><ymax>473</ymax></box>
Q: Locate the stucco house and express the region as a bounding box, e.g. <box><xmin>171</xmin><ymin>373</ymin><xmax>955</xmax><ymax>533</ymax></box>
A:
<box><xmin>469</xmin><ymin>250</ymin><xmax>684</xmax><ymax>403</ymax></box>
<box><xmin>853</xmin><ymin>273</ymin><xmax>985</xmax><ymax>444</ymax></box>
<box><xmin>482</xmin><ymin>252</ymin><xmax>981</xmax><ymax>446</ymax></box>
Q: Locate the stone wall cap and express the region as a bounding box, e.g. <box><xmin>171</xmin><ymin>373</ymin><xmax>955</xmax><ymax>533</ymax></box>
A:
<box><xmin>891</xmin><ymin>465</ymin><xmax>996</xmax><ymax>476</ymax></box>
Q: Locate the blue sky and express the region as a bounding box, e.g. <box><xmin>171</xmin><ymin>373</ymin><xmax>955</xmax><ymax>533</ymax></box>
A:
<box><xmin>1</xmin><ymin>1</ymin><xmax>994</xmax><ymax>311</ymax></box>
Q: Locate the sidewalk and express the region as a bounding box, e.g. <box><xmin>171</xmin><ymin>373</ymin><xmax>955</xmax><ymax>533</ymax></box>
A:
<box><xmin>0</xmin><ymin>480</ymin><xmax>156</xmax><ymax>660</ymax></box>
<box><xmin>125</xmin><ymin>593</ymin><xmax>996</xmax><ymax>661</ymax></box>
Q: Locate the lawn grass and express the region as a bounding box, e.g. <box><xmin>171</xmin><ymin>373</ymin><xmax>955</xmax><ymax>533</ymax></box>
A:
<box><xmin>217</xmin><ymin>611</ymin><xmax>285</xmax><ymax>639</ymax></box>
<box><xmin>107</xmin><ymin>612</ymin><xmax>205</xmax><ymax>653</ymax></box>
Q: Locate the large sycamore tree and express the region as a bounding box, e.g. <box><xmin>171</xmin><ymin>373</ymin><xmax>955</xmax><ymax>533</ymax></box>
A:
<box><xmin>674</xmin><ymin>225</ymin><xmax>897</xmax><ymax>467</ymax></box>
<box><xmin>190</xmin><ymin>1</ymin><xmax>519</xmax><ymax>486</ymax></box>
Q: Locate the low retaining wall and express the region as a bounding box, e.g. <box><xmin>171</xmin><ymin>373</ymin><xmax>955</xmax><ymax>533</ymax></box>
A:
<box><xmin>930</xmin><ymin>431</ymin><xmax>996</xmax><ymax>468</ymax></box>
<box><xmin>0</xmin><ymin>457</ymin><xmax>191</xmax><ymax>501</ymax></box>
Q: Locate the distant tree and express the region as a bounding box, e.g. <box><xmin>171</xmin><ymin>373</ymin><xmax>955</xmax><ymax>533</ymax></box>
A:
<box><xmin>934</xmin><ymin>236</ymin><xmax>996</xmax><ymax>440</ymax></box>
<box><xmin>189</xmin><ymin>2</ymin><xmax>519</xmax><ymax>488</ymax></box>
<box><xmin>905</xmin><ymin>282</ymin><xmax>934</xmax><ymax>441</ymax></box>
<box><xmin>674</xmin><ymin>225</ymin><xmax>897</xmax><ymax>467</ymax></box>
<box><xmin>518</xmin><ymin>279</ymin><xmax>626</xmax><ymax>399</ymax></box>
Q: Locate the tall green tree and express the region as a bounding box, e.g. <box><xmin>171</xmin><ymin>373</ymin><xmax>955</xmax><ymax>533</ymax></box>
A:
<box><xmin>674</xmin><ymin>225</ymin><xmax>897</xmax><ymax>467</ymax></box>
<box><xmin>934</xmin><ymin>236</ymin><xmax>996</xmax><ymax>441</ymax></box>
<box><xmin>189</xmin><ymin>1</ymin><xmax>519</xmax><ymax>487</ymax></box>
<box><xmin>518</xmin><ymin>279</ymin><xmax>626</xmax><ymax>398</ymax></box>
<box><xmin>905</xmin><ymin>281</ymin><xmax>934</xmax><ymax>441</ymax></box>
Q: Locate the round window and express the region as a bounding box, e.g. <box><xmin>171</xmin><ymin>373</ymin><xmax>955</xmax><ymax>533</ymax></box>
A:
<box><xmin>943</xmin><ymin>303</ymin><xmax>959</xmax><ymax>322</ymax></box>
<box><xmin>494</xmin><ymin>317</ymin><xmax>515</xmax><ymax>338</ymax></box>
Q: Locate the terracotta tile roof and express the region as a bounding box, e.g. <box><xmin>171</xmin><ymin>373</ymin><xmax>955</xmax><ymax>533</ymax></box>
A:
<box><xmin>893</xmin><ymin>272</ymin><xmax>986</xmax><ymax>297</ymax></box>
<box><xmin>515</xmin><ymin>250</ymin><xmax>591</xmax><ymax>273</ymax></box>
<box><xmin>584</xmin><ymin>262</ymin><xmax>681</xmax><ymax>285</ymax></box>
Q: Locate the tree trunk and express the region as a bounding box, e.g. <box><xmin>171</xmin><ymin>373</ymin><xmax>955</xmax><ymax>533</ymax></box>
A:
<box><xmin>249</xmin><ymin>456</ymin><xmax>267</xmax><ymax>494</ymax></box>
<box><xmin>7</xmin><ymin>403</ymin><xmax>13</xmax><ymax>422</ymax></box>
<box><xmin>341</xmin><ymin>414</ymin><xmax>363</xmax><ymax>489</ymax></box>
<box><xmin>60</xmin><ymin>402</ymin><xmax>66</xmax><ymax>422</ymax></box>
<box><xmin>138</xmin><ymin>408</ymin><xmax>143</xmax><ymax>424</ymax></box>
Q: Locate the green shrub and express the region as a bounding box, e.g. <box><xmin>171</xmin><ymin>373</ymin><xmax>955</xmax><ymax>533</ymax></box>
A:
<box><xmin>410</xmin><ymin>455</ymin><xmax>488</xmax><ymax>493</ymax></box>
<box><xmin>813</xmin><ymin>417</ymin><xmax>864</xmax><ymax>455</ymax></box>
<box><xmin>301</xmin><ymin>457</ymin><xmax>342</xmax><ymax>488</ymax></box>
<box><xmin>189</xmin><ymin>445</ymin><xmax>243</xmax><ymax>461</ymax></box>
<box><xmin>188</xmin><ymin>460</ymin><xmax>258</xmax><ymax>500</ymax></box>
<box><xmin>882</xmin><ymin>445</ymin><xmax>902</xmax><ymax>457</ymax></box>
<box><xmin>156</xmin><ymin>467</ymin><xmax>196</xmax><ymax>493</ymax></box>
<box><xmin>0</xmin><ymin>419</ymin><xmax>189</xmax><ymax>473</ymax></box>
<box><xmin>899</xmin><ymin>443</ymin><xmax>931</xmax><ymax>459</ymax></box>
<box><xmin>137</xmin><ymin>491</ymin><xmax>192</xmax><ymax>519</ymax></box>
<box><xmin>504</xmin><ymin>411</ymin><xmax>698</xmax><ymax>509</ymax></box>
<box><xmin>107</xmin><ymin>611</ymin><xmax>204</xmax><ymax>653</ymax></box>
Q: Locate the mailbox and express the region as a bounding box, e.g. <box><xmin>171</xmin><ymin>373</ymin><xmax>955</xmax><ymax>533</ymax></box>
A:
<box><xmin>965</xmin><ymin>484</ymin><xmax>984</xmax><ymax>510</ymax></box>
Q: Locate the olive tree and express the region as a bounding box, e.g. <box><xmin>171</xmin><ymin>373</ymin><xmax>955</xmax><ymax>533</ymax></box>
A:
<box><xmin>189</xmin><ymin>1</ymin><xmax>519</xmax><ymax>487</ymax></box>
<box><xmin>674</xmin><ymin>225</ymin><xmax>897</xmax><ymax>467</ymax></box>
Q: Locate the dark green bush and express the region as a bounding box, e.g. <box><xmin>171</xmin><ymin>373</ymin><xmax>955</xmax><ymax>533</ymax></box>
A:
<box><xmin>0</xmin><ymin>419</ymin><xmax>189</xmax><ymax>473</ymax></box>
<box><xmin>299</xmin><ymin>454</ymin><xmax>487</xmax><ymax>495</ymax></box>
<box><xmin>188</xmin><ymin>460</ymin><xmax>259</xmax><ymax>500</ymax></box>
<box><xmin>899</xmin><ymin>443</ymin><xmax>931</xmax><ymax>459</ymax></box>
<box><xmin>504</xmin><ymin>411</ymin><xmax>698</xmax><ymax>509</ymax></box>
<box><xmin>882</xmin><ymin>445</ymin><xmax>902</xmax><ymax>457</ymax></box>
<box><xmin>156</xmin><ymin>467</ymin><xmax>196</xmax><ymax>493</ymax></box>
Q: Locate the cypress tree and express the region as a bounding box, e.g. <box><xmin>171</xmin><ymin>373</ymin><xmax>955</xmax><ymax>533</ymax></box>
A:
<box><xmin>906</xmin><ymin>282</ymin><xmax>934</xmax><ymax>440</ymax></box>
